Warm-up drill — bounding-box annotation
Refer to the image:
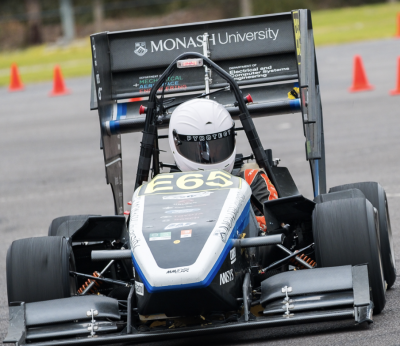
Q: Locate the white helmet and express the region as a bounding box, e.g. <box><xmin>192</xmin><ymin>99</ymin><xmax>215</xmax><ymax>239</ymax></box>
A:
<box><xmin>168</xmin><ymin>99</ymin><xmax>236</xmax><ymax>173</ymax></box>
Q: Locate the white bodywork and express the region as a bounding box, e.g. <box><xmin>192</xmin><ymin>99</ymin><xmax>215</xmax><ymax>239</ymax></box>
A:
<box><xmin>129</xmin><ymin>178</ymin><xmax>251</xmax><ymax>292</ymax></box>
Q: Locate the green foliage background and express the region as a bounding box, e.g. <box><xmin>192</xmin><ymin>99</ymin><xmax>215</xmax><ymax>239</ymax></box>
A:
<box><xmin>0</xmin><ymin>0</ymin><xmax>391</xmax><ymax>24</ymax></box>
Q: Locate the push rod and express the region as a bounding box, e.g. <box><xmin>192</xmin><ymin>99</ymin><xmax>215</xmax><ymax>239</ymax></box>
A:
<box><xmin>260</xmin><ymin>243</ymin><xmax>314</xmax><ymax>273</ymax></box>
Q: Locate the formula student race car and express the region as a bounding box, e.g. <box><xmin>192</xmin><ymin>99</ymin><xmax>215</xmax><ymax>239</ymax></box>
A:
<box><xmin>4</xmin><ymin>9</ymin><xmax>397</xmax><ymax>346</ymax></box>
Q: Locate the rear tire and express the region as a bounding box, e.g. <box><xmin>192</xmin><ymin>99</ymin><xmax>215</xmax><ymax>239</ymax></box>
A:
<box><xmin>312</xmin><ymin>197</ymin><xmax>386</xmax><ymax>314</ymax></box>
<box><xmin>6</xmin><ymin>236</ymin><xmax>76</xmax><ymax>304</ymax></box>
<box><xmin>330</xmin><ymin>182</ymin><xmax>396</xmax><ymax>288</ymax></box>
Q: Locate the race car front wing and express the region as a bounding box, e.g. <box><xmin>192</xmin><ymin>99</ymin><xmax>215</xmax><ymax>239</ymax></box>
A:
<box><xmin>4</xmin><ymin>264</ymin><xmax>372</xmax><ymax>346</ymax></box>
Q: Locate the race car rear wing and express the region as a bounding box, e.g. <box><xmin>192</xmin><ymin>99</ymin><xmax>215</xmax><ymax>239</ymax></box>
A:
<box><xmin>90</xmin><ymin>10</ymin><xmax>326</xmax><ymax>215</ymax></box>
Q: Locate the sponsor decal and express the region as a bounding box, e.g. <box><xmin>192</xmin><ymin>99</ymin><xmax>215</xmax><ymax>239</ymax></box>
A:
<box><xmin>165</xmin><ymin>208</ymin><xmax>200</xmax><ymax>214</ymax></box>
<box><xmin>293</xmin><ymin>11</ymin><xmax>301</xmax><ymax>65</ymax></box>
<box><xmin>186</xmin><ymin>130</ymin><xmax>230</xmax><ymax>142</ymax></box>
<box><xmin>174</xmin><ymin>240</ymin><xmax>180</xmax><ymax>244</ymax></box>
<box><xmin>181</xmin><ymin>229</ymin><xmax>192</xmax><ymax>238</ymax></box>
<box><xmin>149</xmin><ymin>232</ymin><xmax>171</xmax><ymax>241</ymax></box>
<box><xmin>129</xmin><ymin>198</ymin><xmax>142</xmax><ymax>249</ymax></box>
<box><xmin>170</xmin><ymin>215</ymin><xmax>201</xmax><ymax>222</ymax></box>
<box><xmin>228</xmin><ymin>64</ymin><xmax>290</xmax><ymax>82</ymax></box>
<box><xmin>174</xmin><ymin>200</ymin><xmax>196</xmax><ymax>206</ymax></box>
<box><xmin>167</xmin><ymin>268</ymin><xmax>189</xmax><ymax>274</ymax></box>
<box><xmin>133</xmin><ymin>29</ymin><xmax>280</xmax><ymax>58</ymax></box>
<box><xmin>163</xmin><ymin>191</ymin><xmax>213</xmax><ymax>199</ymax></box>
<box><xmin>134</xmin><ymin>42</ymin><xmax>148</xmax><ymax>56</ymax></box>
<box><xmin>165</xmin><ymin>222</ymin><xmax>196</xmax><ymax>230</ymax></box>
<box><xmin>133</xmin><ymin>266</ymin><xmax>135</xmax><ymax>278</ymax></box>
<box><xmin>220</xmin><ymin>269</ymin><xmax>234</xmax><ymax>285</ymax></box>
<box><xmin>230</xmin><ymin>247</ymin><xmax>236</xmax><ymax>264</ymax></box>
<box><xmin>214</xmin><ymin>191</ymin><xmax>246</xmax><ymax>242</ymax></box>
<box><xmin>135</xmin><ymin>281</ymin><xmax>144</xmax><ymax>296</ymax></box>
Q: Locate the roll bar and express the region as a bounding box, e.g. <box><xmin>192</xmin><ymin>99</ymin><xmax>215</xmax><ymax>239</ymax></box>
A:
<box><xmin>134</xmin><ymin>52</ymin><xmax>282</xmax><ymax>197</ymax></box>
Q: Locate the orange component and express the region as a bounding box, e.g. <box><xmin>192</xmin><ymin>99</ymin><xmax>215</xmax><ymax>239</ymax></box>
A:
<box><xmin>129</xmin><ymin>97</ymin><xmax>143</xmax><ymax>102</ymax></box>
<box><xmin>290</xmin><ymin>254</ymin><xmax>316</xmax><ymax>269</ymax></box>
<box><xmin>77</xmin><ymin>271</ymin><xmax>102</xmax><ymax>294</ymax></box>
<box><xmin>255</xmin><ymin>216</ymin><xmax>267</xmax><ymax>232</ymax></box>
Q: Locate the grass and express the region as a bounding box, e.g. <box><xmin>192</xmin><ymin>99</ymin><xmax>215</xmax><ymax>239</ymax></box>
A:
<box><xmin>312</xmin><ymin>2</ymin><xmax>400</xmax><ymax>45</ymax></box>
<box><xmin>0</xmin><ymin>39</ymin><xmax>92</xmax><ymax>87</ymax></box>
<box><xmin>1</xmin><ymin>2</ymin><xmax>400</xmax><ymax>87</ymax></box>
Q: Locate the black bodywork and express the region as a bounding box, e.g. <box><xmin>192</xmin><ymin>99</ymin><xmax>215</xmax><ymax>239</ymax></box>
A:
<box><xmin>4</xmin><ymin>9</ymin><xmax>376</xmax><ymax>346</ymax></box>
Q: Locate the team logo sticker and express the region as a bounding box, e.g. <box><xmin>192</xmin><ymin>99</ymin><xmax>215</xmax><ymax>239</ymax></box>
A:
<box><xmin>134</xmin><ymin>42</ymin><xmax>148</xmax><ymax>56</ymax></box>
<box><xmin>220</xmin><ymin>269</ymin><xmax>234</xmax><ymax>285</ymax></box>
<box><xmin>165</xmin><ymin>208</ymin><xmax>200</xmax><ymax>214</ymax></box>
<box><xmin>165</xmin><ymin>222</ymin><xmax>196</xmax><ymax>230</ymax></box>
<box><xmin>166</xmin><ymin>268</ymin><xmax>189</xmax><ymax>274</ymax></box>
<box><xmin>181</xmin><ymin>229</ymin><xmax>192</xmax><ymax>238</ymax></box>
<box><xmin>149</xmin><ymin>232</ymin><xmax>171</xmax><ymax>241</ymax></box>
<box><xmin>230</xmin><ymin>247</ymin><xmax>236</xmax><ymax>264</ymax></box>
<box><xmin>135</xmin><ymin>281</ymin><xmax>144</xmax><ymax>296</ymax></box>
<box><xmin>163</xmin><ymin>192</ymin><xmax>212</xmax><ymax>199</ymax></box>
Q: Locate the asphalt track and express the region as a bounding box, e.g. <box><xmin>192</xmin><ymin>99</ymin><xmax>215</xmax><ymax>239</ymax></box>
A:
<box><xmin>1</xmin><ymin>38</ymin><xmax>400</xmax><ymax>346</ymax></box>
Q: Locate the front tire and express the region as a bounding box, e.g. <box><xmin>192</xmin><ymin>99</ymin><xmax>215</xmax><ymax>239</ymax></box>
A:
<box><xmin>6</xmin><ymin>236</ymin><xmax>76</xmax><ymax>304</ymax></box>
<box><xmin>312</xmin><ymin>197</ymin><xmax>386</xmax><ymax>314</ymax></box>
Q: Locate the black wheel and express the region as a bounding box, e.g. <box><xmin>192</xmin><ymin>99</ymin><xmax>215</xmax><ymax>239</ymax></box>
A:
<box><xmin>330</xmin><ymin>182</ymin><xmax>396</xmax><ymax>288</ymax></box>
<box><xmin>6</xmin><ymin>236</ymin><xmax>76</xmax><ymax>304</ymax></box>
<box><xmin>312</xmin><ymin>197</ymin><xmax>386</xmax><ymax>314</ymax></box>
<box><xmin>48</xmin><ymin>214</ymin><xmax>99</xmax><ymax>237</ymax></box>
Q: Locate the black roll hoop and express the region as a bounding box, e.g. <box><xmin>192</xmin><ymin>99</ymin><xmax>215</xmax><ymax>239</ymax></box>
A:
<box><xmin>134</xmin><ymin>52</ymin><xmax>282</xmax><ymax>196</ymax></box>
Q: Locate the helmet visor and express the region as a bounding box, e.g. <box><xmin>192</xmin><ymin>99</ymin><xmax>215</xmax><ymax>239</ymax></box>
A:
<box><xmin>173</xmin><ymin>125</ymin><xmax>235</xmax><ymax>164</ymax></box>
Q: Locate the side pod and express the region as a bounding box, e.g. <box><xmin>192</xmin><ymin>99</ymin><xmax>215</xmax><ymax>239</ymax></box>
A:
<box><xmin>260</xmin><ymin>265</ymin><xmax>373</xmax><ymax>324</ymax></box>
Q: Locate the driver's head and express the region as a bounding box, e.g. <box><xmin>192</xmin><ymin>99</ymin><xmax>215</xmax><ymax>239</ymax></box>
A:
<box><xmin>168</xmin><ymin>99</ymin><xmax>236</xmax><ymax>173</ymax></box>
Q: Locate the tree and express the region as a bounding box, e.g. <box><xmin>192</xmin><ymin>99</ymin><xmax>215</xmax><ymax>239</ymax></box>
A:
<box><xmin>25</xmin><ymin>0</ymin><xmax>42</xmax><ymax>45</ymax></box>
<box><xmin>240</xmin><ymin>0</ymin><xmax>252</xmax><ymax>16</ymax></box>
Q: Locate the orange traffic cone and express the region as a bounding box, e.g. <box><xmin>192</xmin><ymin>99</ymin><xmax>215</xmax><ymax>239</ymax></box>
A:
<box><xmin>349</xmin><ymin>55</ymin><xmax>373</xmax><ymax>92</ymax></box>
<box><xmin>390</xmin><ymin>57</ymin><xmax>400</xmax><ymax>96</ymax></box>
<box><xmin>8</xmin><ymin>63</ymin><xmax>24</xmax><ymax>92</ymax></box>
<box><xmin>396</xmin><ymin>13</ymin><xmax>400</xmax><ymax>38</ymax></box>
<box><xmin>49</xmin><ymin>65</ymin><xmax>70</xmax><ymax>96</ymax></box>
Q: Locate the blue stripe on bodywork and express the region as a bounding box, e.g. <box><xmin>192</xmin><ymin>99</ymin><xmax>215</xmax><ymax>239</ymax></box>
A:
<box><xmin>131</xmin><ymin>200</ymin><xmax>251</xmax><ymax>293</ymax></box>
<box><xmin>116</xmin><ymin>103</ymin><xmax>127</xmax><ymax>120</ymax></box>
